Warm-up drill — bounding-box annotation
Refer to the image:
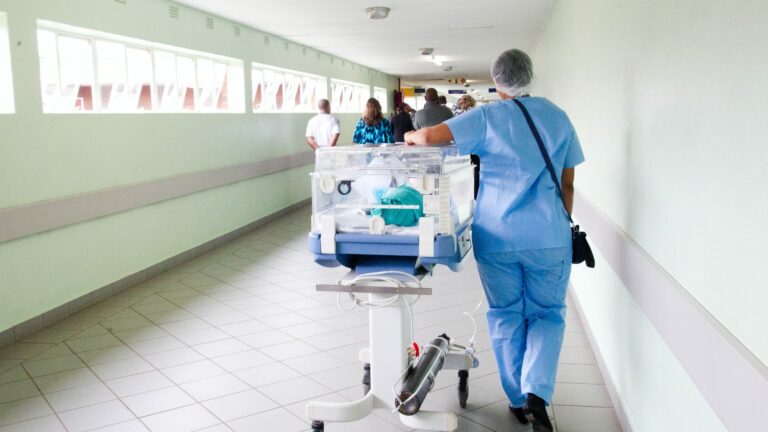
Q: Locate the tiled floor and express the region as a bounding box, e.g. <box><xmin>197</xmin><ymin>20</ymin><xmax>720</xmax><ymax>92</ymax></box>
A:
<box><xmin>0</xmin><ymin>207</ymin><xmax>622</xmax><ymax>432</ymax></box>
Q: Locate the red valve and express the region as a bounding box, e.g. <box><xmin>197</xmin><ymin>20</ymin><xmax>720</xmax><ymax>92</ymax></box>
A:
<box><xmin>412</xmin><ymin>342</ymin><xmax>420</xmax><ymax>358</ymax></box>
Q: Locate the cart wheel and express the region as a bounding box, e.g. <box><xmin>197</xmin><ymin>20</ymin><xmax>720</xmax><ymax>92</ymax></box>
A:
<box><xmin>311</xmin><ymin>420</ymin><xmax>324</xmax><ymax>432</ymax></box>
<box><xmin>458</xmin><ymin>370</ymin><xmax>469</xmax><ymax>408</ymax></box>
<box><xmin>362</xmin><ymin>363</ymin><xmax>371</xmax><ymax>396</ymax></box>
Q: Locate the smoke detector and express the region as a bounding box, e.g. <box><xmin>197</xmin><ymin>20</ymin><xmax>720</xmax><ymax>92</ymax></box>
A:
<box><xmin>419</xmin><ymin>48</ymin><xmax>434</xmax><ymax>56</ymax></box>
<box><xmin>366</xmin><ymin>7</ymin><xmax>390</xmax><ymax>19</ymax></box>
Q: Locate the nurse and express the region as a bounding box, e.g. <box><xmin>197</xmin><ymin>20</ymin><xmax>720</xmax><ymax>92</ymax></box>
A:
<box><xmin>404</xmin><ymin>49</ymin><xmax>584</xmax><ymax>432</ymax></box>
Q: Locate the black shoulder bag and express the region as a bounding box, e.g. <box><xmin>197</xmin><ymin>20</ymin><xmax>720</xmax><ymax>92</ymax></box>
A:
<box><xmin>513</xmin><ymin>99</ymin><xmax>595</xmax><ymax>268</ymax></box>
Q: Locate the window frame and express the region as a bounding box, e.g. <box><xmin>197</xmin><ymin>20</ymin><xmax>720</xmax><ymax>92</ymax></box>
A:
<box><xmin>373</xmin><ymin>86</ymin><xmax>388</xmax><ymax>113</ymax></box>
<box><xmin>0</xmin><ymin>11</ymin><xmax>15</xmax><ymax>114</ymax></box>
<box><xmin>330</xmin><ymin>78</ymin><xmax>371</xmax><ymax>114</ymax></box>
<box><xmin>251</xmin><ymin>62</ymin><xmax>327</xmax><ymax>114</ymax></box>
<box><xmin>37</xmin><ymin>20</ymin><xmax>245</xmax><ymax>114</ymax></box>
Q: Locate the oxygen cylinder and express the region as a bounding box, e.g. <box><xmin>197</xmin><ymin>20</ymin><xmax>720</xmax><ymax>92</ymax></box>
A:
<box><xmin>396</xmin><ymin>334</ymin><xmax>451</xmax><ymax>415</ymax></box>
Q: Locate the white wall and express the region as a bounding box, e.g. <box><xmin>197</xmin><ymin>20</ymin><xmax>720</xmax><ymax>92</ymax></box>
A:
<box><xmin>533</xmin><ymin>0</ymin><xmax>767</xmax><ymax>429</ymax></box>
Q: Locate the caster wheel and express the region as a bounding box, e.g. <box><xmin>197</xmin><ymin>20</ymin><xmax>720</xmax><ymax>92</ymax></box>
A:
<box><xmin>458</xmin><ymin>370</ymin><xmax>469</xmax><ymax>408</ymax></box>
<box><xmin>362</xmin><ymin>363</ymin><xmax>371</xmax><ymax>396</ymax></box>
<box><xmin>311</xmin><ymin>420</ymin><xmax>324</xmax><ymax>431</ymax></box>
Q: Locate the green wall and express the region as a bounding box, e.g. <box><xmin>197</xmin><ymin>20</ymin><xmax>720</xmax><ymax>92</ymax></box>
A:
<box><xmin>0</xmin><ymin>0</ymin><xmax>398</xmax><ymax>332</ymax></box>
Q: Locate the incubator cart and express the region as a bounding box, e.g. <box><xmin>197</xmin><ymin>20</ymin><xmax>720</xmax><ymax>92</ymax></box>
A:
<box><xmin>306</xmin><ymin>145</ymin><xmax>479</xmax><ymax>431</ymax></box>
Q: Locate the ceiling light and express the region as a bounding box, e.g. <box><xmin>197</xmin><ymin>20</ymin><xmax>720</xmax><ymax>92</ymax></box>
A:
<box><xmin>431</xmin><ymin>55</ymin><xmax>443</xmax><ymax>66</ymax></box>
<box><xmin>443</xmin><ymin>66</ymin><xmax>453</xmax><ymax>72</ymax></box>
<box><xmin>419</xmin><ymin>48</ymin><xmax>434</xmax><ymax>56</ymax></box>
<box><xmin>366</xmin><ymin>7</ymin><xmax>390</xmax><ymax>19</ymax></box>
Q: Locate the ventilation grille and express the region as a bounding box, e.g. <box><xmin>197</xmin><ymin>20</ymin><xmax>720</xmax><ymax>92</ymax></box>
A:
<box><xmin>169</xmin><ymin>6</ymin><xmax>180</xmax><ymax>19</ymax></box>
<box><xmin>234</xmin><ymin>26</ymin><xmax>241</xmax><ymax>37</ymax></box>
<box><xmin>206</xmin><ymin>17</ymin><xmax>214</xmax><ymax>30</ymax></box>
<box><xmin>113</xmin><ymin>0</ymin><xmax>127</xmax><ymax>5</ymax></box>
<box><xmin>264</xmin><ymin>35</ymin><xmax>270</xmax><ymax>45</ymax></box>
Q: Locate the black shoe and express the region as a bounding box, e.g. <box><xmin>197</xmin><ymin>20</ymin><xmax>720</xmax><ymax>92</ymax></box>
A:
<box><xmin>508</xmin><ymin>404</ymin><xmax>529</xmax><ymax>425</ymax></box>
<box><xmin>523</xmin><ymin>393</ymin><xmax>553</xmax><ymax>432</ymax></box>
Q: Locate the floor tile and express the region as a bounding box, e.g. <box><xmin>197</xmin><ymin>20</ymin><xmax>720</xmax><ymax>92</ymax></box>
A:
<box><xmin>552</xmin><ymin>383</ymin><xmax>613</xmax><ymax>407</ymax></box>
<box><xmin>180</xmin><ymin>374</ymin><xmax>250</xmax><ymax>402</ymax></box>
<box><xmin>174</xmin><ymin>328</ymin><xmax>231</xmax><ymax>346</ymax></box>
<box><xmin>91</xmin><ymin>357</ymin><xmax>155</xmax><ymax>381</ymax></box>
<box><xmin>58</xmin><ymin>400</ymin><xmax>135</xmax><ymax>432</ymax></box>
<box><xmin>23</xmin><ymin>354</ymin><xmax>85</xmax><ymax>377</ymax></box>
<box><xmin>237</xmin><ymin>329</ymin><xmax>294</xmax><ymax>349</ymax></box>
<box><xmin>559</xmin><ymin>347</ymin><xmax>597</xmax><ymax>365</ymax></box>
<box><xmin>218</xmin><ymin>320</ymin><xmax>271</xmax><ymax>337</ymax></box>
<box><xmin>140</xmin><ymin>404</ymin><xmax>220</xmax><ymax>432</ymax></box>
<box><xmin>0</xmin><ymin>397</ymin><xmax>52</xmax><ymax>426</ymax></box>
<box><xmin>161</xmin><ymin>360</ymin><xmax>226</xmax><ymax>384</ymax></box>
<box><xmin>142</xmin><ymin>347</ymin><xmax>205</xmax><ymax>369</ymax></box>
<box><xmin>0</xmin><ymin>414</ymin><xmax>66</xmax><ymax>432</ymax></box>
<box><xmin>234</xmin><ymin>362</ymin><xmax>301</xmax><ymax>388</ymax></box>
<box><xmin>105</xmin><ymin>371</ymin><xmax>175</xmax><ymax>398</ymax></box>
<box><xmin>256</xmin><ymin>376</ymin><xmax>331</xmax><ymax>406</ymax></box>
<box><xmin>556</xmin><ymin>364</ymin><xmax>604</xmax><ymax>385</ymax></box>
<box><xmin>209</xmin><ymin>349</ymin><xmax>273</xmax><ymax>372</ymax></box>
<box><xmin>227</xmin><ymin>407</ymin><xmax>307</xmax><ymax>432</ymax></box>
<box><xmin>0</xmin><ymin>366</ymin><xmax>27</xmax><ymax>385</ymax></box>
<box><xmin>282</xmin><ymin>352</ymin><xmax>346</xmax><ymax>375</ymax></box>
<box><xmin>202</xmin><ymin>389</ymin><xmax>278</xmax><ymax>422</ymax></box>
<box><xmin>88</xmin><ymin>419</ymin><xmax>149</xmax><ymax>431</ymax></box>
<box><xmin>66</xmin><ymin>333</ymin><xmax>123</xmax><ymax>353</ymax></box>
<box><xmin>33</xmin><ymin>368</ymin><xmax>101</xmax><ymax>393</ymax></box>
<box><xmin>259</xmin><ymin>340</ymin><xmax>319</xmax><ymax>361</ymax></box>
<box><xmin>78</xmin><ymin>345</ymin><xmax>140</xmax><ymax>366</ymax></box>
<box><xmin>0</xmin><ymin>380</ymin><xmax>40</xmax><ymax>404</ymax></box>
<box><xmin>122</xmin><ymin>386</ymin><xmax>195</xmax><ymax>417</ymax></box>
<box><xmin>0</xmin><ymin>343</ymin><xmax>54</xmax><ymax>361</ymax></box>
<box><xmin>44</xmin><ymin>382</ymin><xmax>116</xmax><ymax>412</ymax></box>
<box><xmin>193</xmin><ymin>338</ymin><xmax>251</xmax><ymax>358</ymax></box>
<box><xmin>128</xmin><ymin>336</ymin><xmax>186</xmax><ymax>356</ymax></box>
<box><xmin>554</xmin><ymin>405</ymin><xmax>622</xmax><ymax>432</ymax></box>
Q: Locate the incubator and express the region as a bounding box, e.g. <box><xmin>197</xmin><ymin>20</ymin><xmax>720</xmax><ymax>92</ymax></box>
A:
<box><xmin>308</xmin><ymin>144</ymin><xmax>475</xmax><ymax>274</ymax></box>
<box><xmin>305</xmin><ymin>144</ymin><xmax>480</xmax><ymax>432</ymax></box>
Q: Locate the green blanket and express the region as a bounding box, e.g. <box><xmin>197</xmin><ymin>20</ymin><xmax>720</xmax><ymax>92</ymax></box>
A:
<box><xmin>371</xmin><ymin>185</ymin><xmax>424</xmax><ymax>227</ymax></box>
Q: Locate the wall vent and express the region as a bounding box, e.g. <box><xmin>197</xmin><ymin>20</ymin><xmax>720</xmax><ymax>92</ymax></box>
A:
<box><xmin>206</xmin><ymin>17</ymin><xmax>214</xmax><ymax>30</ymax></box>
<box><xmin>264</xmin><ymin>35</ymin><xmax>270</xmax><ymax>45</ymax></box>
<box><xmin>169</xmin><ymin>5</ymin><xmax>180</xmax><ymax>19</ymax></box>
<box><xmin>234</xmin><ymin>26</ymin><xmax>241</xmax><ymax>37</ymax></box>
<box><xmin>113</xmin><ymin>0</ymin><xmax>127</xmax><ymax>5</ymax></box>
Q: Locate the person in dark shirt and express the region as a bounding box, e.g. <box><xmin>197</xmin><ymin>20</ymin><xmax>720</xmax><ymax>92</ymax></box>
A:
<box><xmin>390</xmin><ymin>104</ymin><xmax>415</xmax><ymax>142</ymax></box>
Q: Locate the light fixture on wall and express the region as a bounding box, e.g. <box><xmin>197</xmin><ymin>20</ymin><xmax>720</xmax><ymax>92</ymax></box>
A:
<box><xmin>366</xmin><ymin>7</ymin><xmax>390</xmax><ymax>19</ymax></box>
<box><xmin>431</xmin><ymin>55</ymin><xmax>443</xmax><ymax>67</ymax></box>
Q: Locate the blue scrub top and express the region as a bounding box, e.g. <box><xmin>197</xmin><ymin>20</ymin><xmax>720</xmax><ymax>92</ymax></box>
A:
<box><xmin>445</xmin><ymin>96</ymin><xmax>585</xmax><ymax>253</ymax></box>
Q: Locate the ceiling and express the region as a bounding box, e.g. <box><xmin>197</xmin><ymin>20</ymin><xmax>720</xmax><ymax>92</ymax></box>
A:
<box><xmin>174</xmin><ymin>0</ymin><xmax>555</xmax><ymax>96</ymax></box>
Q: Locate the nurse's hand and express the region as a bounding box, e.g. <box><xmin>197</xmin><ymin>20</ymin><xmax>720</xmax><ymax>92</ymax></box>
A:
<box><xmin>404</xmin><ymin>131</ymin><xmax>417</xmax><ymax>145</ymax></box>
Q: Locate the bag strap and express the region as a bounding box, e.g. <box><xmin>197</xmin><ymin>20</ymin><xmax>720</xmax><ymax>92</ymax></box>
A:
<box><xmin>512</xmin><ymin>98</ymin><xmax>574</xmax><ymax>224</ymax></box>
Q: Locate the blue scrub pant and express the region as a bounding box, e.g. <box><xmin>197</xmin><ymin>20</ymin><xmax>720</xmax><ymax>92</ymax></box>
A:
<box><xmin>476</xmin><ymin>246</ymin><xmax>571</xmax><ymax>406</ymax></box>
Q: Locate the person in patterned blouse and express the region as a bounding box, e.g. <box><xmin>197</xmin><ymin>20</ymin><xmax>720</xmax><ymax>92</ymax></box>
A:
<box><xmin>352</xmin><ymin>98</ymin><xmax>394</xmax><ymax>144</ymax></box>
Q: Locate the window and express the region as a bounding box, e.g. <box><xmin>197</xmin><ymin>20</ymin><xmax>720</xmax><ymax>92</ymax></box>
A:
<box><xmin>373</xmin><ymin>87</ymin><xmax>388</xmax><ymax>113</ymax></box>
<box><xmin>251</xmin><ymin>63</ymin><xmax>327</xmax><ymax>113</ymax></box>
<box><xmin>37</xmin><ymin>21</ymin><xmax>244</xmax><ymax>113</ymax></box>
<box><xmin>0</xmin><ymin>12</ymin><xmax>14</xmax><ymax>113</ymax></box>
<box><xmin>330</xmin><ymin>79</ymin><xmax>370</xmax><ymax>113</ymax></box>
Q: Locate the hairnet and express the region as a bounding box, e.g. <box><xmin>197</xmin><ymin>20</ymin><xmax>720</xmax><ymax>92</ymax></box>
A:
<box><xmin>491</xmin><ymin>49</ymin><xmax>533</xmax><ymax>97</ymax></box>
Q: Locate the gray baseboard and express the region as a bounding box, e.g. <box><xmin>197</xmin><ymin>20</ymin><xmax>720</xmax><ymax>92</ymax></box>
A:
<box><xmin>0</xmin><ymin>198</ymin><xmax>310</xmax><ymax>348</ymax></box>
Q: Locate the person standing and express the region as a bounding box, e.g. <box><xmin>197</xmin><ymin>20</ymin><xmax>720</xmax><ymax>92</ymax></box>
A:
<box><xmin>305</xmin><ymin>99</ymin><xmax>340</xmax><ymax>149</ymax></box>
<box><xmin>405</xmin><ymin>49</ymin><xmax>585</xmax><ymax>432</ymax></box>
<box><xmin>413</xmin><ymin>88</ymin><xmax>453</xmax><ymax>129</ymax></box>
<box><xmin>390</xmin><ymin>104</ymin><xmax>415</xmax><ymax>142</ymax></box>
<box><xmin>352</xmin><ymin>98</ymin><xmax>394</xmax><ymax>144</ymax></box>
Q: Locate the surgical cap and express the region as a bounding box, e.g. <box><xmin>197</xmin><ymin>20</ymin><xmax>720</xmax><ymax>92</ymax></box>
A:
<box><xmin>491</xmin><ymin>49</ymin><xmax>533</xmax><ymax>97</ymax></box>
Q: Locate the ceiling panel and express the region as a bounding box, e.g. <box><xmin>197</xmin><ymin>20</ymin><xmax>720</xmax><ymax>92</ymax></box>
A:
<box><xmin>173</xmin><ymin>0</ymin><xmax>555</xmax><ymax>88</ymax></box>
